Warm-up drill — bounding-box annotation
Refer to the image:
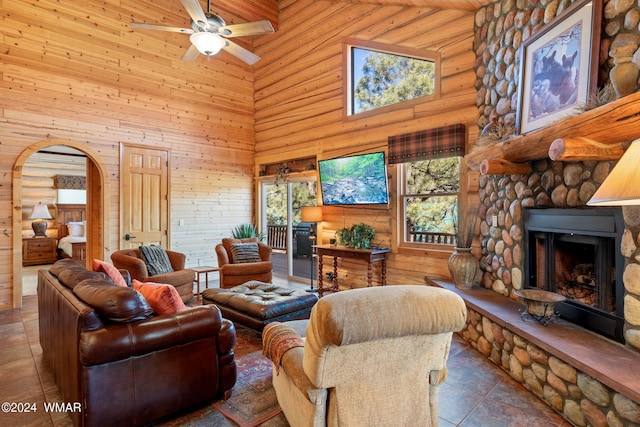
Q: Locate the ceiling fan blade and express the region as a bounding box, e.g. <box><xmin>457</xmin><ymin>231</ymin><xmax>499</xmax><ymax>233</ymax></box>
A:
<box><xmin>218</xmin><ymin>20</ymin><xmax>275</xmax><ymax>37</ymax></box>
<box><xmin>181</xmin><ymin>44</ymin><xmax>201</xmax><ymax>61</ymax></box>
<box><xmin>223</xmin><ymin>39</ymin><xmax>260</xmax><ymax>65</ymax></box>
<box><xmin>131</xmin><ymin>22</ymin><xmax>194</xmax><ymax>34</ymax></box>
<box><xmin>180</xmin><ymin>0</ymin><xmax>209</xmax><ymax>27</ymax></box>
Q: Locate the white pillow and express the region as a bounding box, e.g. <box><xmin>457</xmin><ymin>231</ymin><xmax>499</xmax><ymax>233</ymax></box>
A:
<box><xmin>68</xmin><ymin>222</ymin><xmax>84</xmax><ymax>237</ymax></box>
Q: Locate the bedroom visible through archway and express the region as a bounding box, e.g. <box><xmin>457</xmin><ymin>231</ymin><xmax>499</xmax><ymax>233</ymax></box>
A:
<box><xmin>12</xmin><ymin>140</ymin><xmax>109</xmax><ymax>309</ymax></box>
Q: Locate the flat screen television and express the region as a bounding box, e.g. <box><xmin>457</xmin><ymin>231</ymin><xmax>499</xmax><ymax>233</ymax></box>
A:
<box><xmin>318</xmin><ymin>151</ymin><xmax>389</xmax><ymax>205</ymax></box>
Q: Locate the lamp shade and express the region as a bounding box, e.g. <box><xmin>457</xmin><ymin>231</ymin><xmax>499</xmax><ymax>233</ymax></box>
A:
<box><xmin>30</xmin><ymin>203</ymin><xmax>52</xmax><ymax>237</ymax></box>
<box><xmin>30</xmin><ymin>203</ymin><xmax>52</xmax><ymax>220</ymax></box>
<box><xmin>587</xmin><ymin>140</ymin><xmax>640</xmax><ymax>206</ymax></box>
<box><xmin>189</xmin><ymin>32</ymin><xmax>226</xmax><ymax>56</ymax></box>
<box><xmin>301</xmin><ymin>206</ymin><xmax>323</xmax><ymax>223</ymax></box>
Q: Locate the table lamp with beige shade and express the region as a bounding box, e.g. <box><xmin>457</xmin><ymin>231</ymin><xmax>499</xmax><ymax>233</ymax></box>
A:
<box><xmin>588</xmin><ymin>139</ymin><xmax>640</xmax><ymax>206</ymax></box>
<box><xmin>30</xmin><ymin>202</ymin><xmax>52</xmax><ymax>237</ymax></box>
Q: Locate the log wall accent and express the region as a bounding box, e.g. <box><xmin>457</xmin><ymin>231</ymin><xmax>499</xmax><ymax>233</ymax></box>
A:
<box><xmin>0</xmin><ymin>0</ymin><xmax>263</xmax><ymax>309</ymax></box>
<box><xmin>254</xmin><ymin>0</ymin><xmax>478</xmax><ymax>288</ymax></box>
<box><xmin>1</xmin><ymin>0</ymin><xmax>479</xmax><ymax>308</ymax></box>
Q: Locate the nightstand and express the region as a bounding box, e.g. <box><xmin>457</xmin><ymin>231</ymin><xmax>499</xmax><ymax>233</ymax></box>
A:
<box><xmin>23</xmin><ymin>237</ymin><xmax>58</xmax><ymax>266</ymax></box>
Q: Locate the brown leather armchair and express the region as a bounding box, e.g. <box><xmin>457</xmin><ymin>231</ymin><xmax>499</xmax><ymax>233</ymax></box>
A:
<box><xmin>111</xmin><ymin>248</ymin><xmax>195</xmax><ymax>302</ymax></box>
<box><xmin>215</xmin><ymin>237</ymin><xmax>273</xmax><ymax>288</ymax></box>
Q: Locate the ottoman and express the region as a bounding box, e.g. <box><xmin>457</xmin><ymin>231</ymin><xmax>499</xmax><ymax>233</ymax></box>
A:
<box><xmin>201</xmin><ymin>281</ymin><xmax>318</xmax><ymax>331</ymax></box>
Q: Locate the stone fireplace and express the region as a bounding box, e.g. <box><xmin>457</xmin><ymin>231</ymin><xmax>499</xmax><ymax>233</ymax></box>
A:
<box><xmin>523</xmin><ymin>207</ymin><xmax>625</xmax><ymax>342</ymax></box>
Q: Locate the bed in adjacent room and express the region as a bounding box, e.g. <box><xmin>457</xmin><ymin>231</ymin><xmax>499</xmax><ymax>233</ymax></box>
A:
<box><xmin>56</xmin><ymin>203</ymin><xmax>87</xmax><ymax>262</ymax></box>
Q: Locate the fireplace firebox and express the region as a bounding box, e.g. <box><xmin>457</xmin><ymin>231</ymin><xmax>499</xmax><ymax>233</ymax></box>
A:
<box><xmin>524</xmin><ymin>208</ymin><xmax>625</xmax><ymax>342</ymax></box>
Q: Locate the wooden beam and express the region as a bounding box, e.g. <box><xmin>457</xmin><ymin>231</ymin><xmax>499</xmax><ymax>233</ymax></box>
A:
<box><xmin>465</xmin><ymin>91</ymin><xmax>640</xmax><ymax>170</ymax></box>
<box><xmin>479</xmin><ymin>159</ymin><xmax>531</xmax><ymax>175</ymax></box>
<box><xmin>548</xmin><ymin>138</ymin><xmax>625</xmax><ymax>161</ymax></box>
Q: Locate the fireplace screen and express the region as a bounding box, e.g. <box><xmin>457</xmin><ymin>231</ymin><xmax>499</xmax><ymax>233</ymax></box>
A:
<box><xmin>524</xmin><ymin>208</ymin><xmax>624</xmax><ymax>342</ymax></box>
<box><xmin>532</xmin><ymin>233</ymin><xmax>615</xmax><ymax>314</ymax></box>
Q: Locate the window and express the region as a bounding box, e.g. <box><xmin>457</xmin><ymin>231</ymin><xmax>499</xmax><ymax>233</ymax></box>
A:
<box><xmin>400</xmin><ymin>157</ymin><xmax>460</xmax><ymax>246</ymax></box>
<box><xmin>345</xmin><ymin>39</ymin><xmax>439</xmax><ymax>117</ymax></box>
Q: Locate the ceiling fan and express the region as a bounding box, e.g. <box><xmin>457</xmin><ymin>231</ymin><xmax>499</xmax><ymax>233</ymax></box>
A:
<box><xmin>131</xmin><ymin>0</ymin><xmax>274</xmax><ymax>65</ymax></box>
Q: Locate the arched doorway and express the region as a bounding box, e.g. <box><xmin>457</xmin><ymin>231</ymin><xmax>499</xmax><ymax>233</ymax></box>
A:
<box><xmin>12</xmin><ymin>139</ymin><xmax>110</xmax><ymax>309</ymax></box>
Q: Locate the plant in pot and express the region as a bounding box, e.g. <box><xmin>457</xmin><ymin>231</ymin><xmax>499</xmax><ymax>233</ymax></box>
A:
<box><xmin>335</xmin><ymin>223</ymin><xmax>375</xmax><ymax>249</ymax></box>
<box><xmin>231</xmin><ymin>223</ymin><xmax>265</xmax><ymax>241</ymax></box>
<box><xmin>448</xmin><ymin>204</ymin><xmax>480</xmax><ymax>289</ymax></box>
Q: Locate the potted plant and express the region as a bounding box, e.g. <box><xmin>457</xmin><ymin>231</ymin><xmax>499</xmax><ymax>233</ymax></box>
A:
<box><xmin>335</xmin><ymin>223</ymin><xmax>375</xmax><ymax>249</ymax></box>
<box><xmin>231</xmin><ymin>223</ymin><xmax>265</xmax><ymax>241</ymax></box>
<box><xmin>448</xmin><ymin>205</ymin><xmax>480</xmax><ymax>289</ymax></box>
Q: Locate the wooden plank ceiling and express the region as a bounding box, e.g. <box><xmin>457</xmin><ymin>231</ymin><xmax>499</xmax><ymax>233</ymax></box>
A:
<box><xmin>329</xmin><ymin>0</ymin><xmax>490</xmax><ymax>10</ymax></box>
<box><xmin>220</xmin><ymin>0</ymin><xmax>489</xmax><ymax>23</ymax></box>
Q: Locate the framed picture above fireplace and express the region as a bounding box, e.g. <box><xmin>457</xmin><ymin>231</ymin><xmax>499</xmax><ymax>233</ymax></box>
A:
<box><xmin>516</xmin><ymin>0</ymin><xmax>602</xmax><ymax>135</ymax></box>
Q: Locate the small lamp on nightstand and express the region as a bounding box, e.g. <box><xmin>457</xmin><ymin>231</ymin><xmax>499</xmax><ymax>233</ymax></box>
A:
<box><xmin>30</xmin><ymin>202</ymin><xmax>52</xmax><ymax>237</ymax></box>
<box><xmin>301</xmin><ymin>206</ymin><xmax>323</xmax><ymax>292</ymax></box>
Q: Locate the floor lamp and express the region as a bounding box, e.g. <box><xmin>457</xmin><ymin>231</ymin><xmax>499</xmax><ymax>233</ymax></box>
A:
<box><xmin>301</xmin><ymin>206</ymin><xmax>323</xmax><ymax>292</ymax></box>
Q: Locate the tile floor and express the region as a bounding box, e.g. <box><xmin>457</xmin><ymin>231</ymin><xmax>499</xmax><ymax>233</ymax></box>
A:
<box><xmin>1</xmin><ymin>271</ymin><xmax>569</xmax><ymax>426</ymax></box>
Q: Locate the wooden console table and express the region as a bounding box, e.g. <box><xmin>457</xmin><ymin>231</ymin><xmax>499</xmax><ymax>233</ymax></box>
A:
<box><xmin>315</xmin><ymin>245</ymin><xmax>390</xmax><ymax>297</ymax></box>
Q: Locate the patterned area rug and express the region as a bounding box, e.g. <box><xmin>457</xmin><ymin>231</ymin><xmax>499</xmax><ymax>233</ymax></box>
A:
<box><xmin>213</xmin><ymin>351</ymin><xmax>282</xmax><ymax>427</ymax></box>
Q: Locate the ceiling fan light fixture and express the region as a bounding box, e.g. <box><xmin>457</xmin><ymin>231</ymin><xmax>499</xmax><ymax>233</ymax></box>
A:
<box><xmin>190</xmin><ymin>32</ymin><xmax>225</xmax><ymax>56</ymax></box>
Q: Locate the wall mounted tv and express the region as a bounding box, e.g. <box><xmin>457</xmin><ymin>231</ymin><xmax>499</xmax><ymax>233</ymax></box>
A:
<box><xmin>318</xmin><ymin>151</ymin><xmax>389</xmax><ymax>206</ymax></box>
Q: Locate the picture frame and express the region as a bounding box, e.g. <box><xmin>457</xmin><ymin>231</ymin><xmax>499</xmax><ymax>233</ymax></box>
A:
<box><xmin>516</xmin><ymin>0</ymin><xmax>602</xmax><ymax>134</ymax></box>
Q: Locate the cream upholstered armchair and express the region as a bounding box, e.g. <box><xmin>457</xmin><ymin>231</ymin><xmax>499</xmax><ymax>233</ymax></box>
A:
<box><xmin>215</xmin><ymin>237</ymin><xmax>273</xmax><ymax>288</ymax></box>
<box><xmin>262</xmin><ymin>285</ymin><xmax>467</xmax><ymax>427</ymax></box>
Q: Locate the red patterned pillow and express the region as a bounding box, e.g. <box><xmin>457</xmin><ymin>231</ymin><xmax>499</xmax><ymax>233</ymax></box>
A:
<box><xmin>92</xmin><ymin>259</ymin><xmax>128</xmax><ymax>287</ymax></box>
<box><xmin>132</xmin><ymin>279</ymin><xmax>186</xmax><ymax>315</ymax></box>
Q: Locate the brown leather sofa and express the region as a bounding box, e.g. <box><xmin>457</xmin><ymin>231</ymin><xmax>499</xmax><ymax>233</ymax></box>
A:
<box><xmin>111</xmin><ymin>248</ymin><xmax>195</xmax><ymax>302</ymax></box>
<box><xmin>38</xmin><ymin>258</ymin><xmax>237</xmax><ymax>427</ymax></box>
<box><xmin>215</xmin><ymin>237</ymin><xmax>273</xmax><ymax>288</ymax></box>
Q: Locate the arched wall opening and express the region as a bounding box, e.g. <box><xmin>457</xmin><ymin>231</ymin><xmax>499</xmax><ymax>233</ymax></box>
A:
<box><xmin>12</xmin><ymin>139</ymin><xmax>110</xmax><ymax>309</ymax></box>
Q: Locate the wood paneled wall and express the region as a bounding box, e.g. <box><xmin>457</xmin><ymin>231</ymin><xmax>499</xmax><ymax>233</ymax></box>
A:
<box><xmin>0</xmin><ymin>0</ymin><xmax>479</xmax><ymax>308</ymax></box>
<box><xmin>254</xmin><ymin>0</ymin><xmax>478</xmax><ymax>287</ymax></box>
<box><xmin>0</xmin><ymin>0</ymin><xmax>260</xmax><ymax>309</ymax></box>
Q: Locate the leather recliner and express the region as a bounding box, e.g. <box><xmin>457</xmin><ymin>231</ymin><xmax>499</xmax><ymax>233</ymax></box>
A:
<box><xmin>215</xmin><ymin>237</ymin><xmax>273</xmax><ymax>288</ymax></box>
<box><xmin>111</xmin><ymin>248</ymin><xmax>195</xmax><ymax>302</ymax></box>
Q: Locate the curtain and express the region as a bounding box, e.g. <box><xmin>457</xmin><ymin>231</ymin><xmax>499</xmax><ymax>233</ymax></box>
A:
<box><xmin>55</xmin><ymin>175</ymin><xmax>86</xmax><ymax>189</ymax></box>
<box><xmin>387</xmin><ymin>124</ymin><xmax>466</xmax><ymax>164</ymax></box>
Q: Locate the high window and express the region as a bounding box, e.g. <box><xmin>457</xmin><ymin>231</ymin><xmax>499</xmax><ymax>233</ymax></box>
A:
<box><xmin>345</xmin><ymin>39</ymin><xmax>439</xmax><ymax>117</ymax></box>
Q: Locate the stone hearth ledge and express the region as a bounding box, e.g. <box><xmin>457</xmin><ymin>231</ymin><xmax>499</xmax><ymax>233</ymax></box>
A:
<box><xmin>426</xmin><ymin>278</ymin><xmax>640</xmax><ymax>405</ymax></box>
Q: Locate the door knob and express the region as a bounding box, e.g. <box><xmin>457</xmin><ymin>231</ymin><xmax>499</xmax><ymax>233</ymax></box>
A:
<box><xmin>124</xmin><ymin>234</ymin><xmax>137</xmax><ymax>241</ymax></box>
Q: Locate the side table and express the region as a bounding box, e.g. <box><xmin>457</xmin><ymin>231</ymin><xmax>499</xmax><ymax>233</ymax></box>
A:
<box><xmin>192</xmin><ymin>266</ymin><xmax>220</xmax><ymax>301</ymax></box>
<box><xmin>314</xmin><ymin>245</ymin><xmax>390</xmax><ymax>297</ymax></box>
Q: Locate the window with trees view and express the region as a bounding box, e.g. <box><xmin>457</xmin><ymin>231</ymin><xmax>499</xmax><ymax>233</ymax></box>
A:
<box><xmin>347</xmin><ymin>41</ymin><xmax>438</xmax><ymax>116</ymax></box>
<box><xmin>401</xmin><ymin>157</ymin><xmax>460</xmax><ymax>246</ymax></box>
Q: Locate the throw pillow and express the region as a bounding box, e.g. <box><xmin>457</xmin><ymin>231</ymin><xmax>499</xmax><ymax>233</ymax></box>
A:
<box><xmin>92</xmin><ymin>259</ymin><xmax>128</xmax><ymax>287</ymax></box>
<box><xmin>67</xmin><ymin>222</ymin><xmax>84</xmax><ymax>237</ymax></box>
<box><xmin>132</xmin><ymin>279</ymin><xmax>186</xmax><ymax>315</ymax></box>
<box><xmin>73</xmin><ymin>278</ymin><xmax>153</xmax><ymax>322</ymax></box>
<box><xmin>138</xmin><ymin>245</ymin><xmax>174</xmax><ymax>276</ymax></box>
<box><xmin>230</xmin><ymin>242</ymin><xmax>262</xmax><ymax>264</ymax></box>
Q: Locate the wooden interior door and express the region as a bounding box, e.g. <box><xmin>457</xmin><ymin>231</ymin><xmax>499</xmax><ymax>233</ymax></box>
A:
<box><xmin>121</xmin><ymin>145</ymin><xmax>169</xmax><ymax>249</ymax></box>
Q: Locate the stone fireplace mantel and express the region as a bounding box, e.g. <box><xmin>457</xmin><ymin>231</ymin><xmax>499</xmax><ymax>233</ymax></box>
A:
<box><xmin>464</xmin><ymin>91</ymin><xmax>640</xmax><ymax>171</ymax></box>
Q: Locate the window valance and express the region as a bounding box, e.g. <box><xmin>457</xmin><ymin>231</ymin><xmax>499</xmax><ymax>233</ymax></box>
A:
<box><xmin>56</xmin><ymin>175</ymin><xmax>86</xmax><ymax>190</ymax></box>
<box><xmin>387</xmin><ymin>124</ymin><xmax>466</xmax><ymax>164</ymax></box>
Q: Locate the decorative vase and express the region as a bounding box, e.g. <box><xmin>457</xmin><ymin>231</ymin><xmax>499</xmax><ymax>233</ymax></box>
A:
<box><xmin>448</xmin><ymin>247</ymin><xmax>478</xmax><ymax>289</ymax></box>
<box><xmin>609</xmin><ymin>45</ymin><xmax>639</xmax><ymax>99</ymax></box>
